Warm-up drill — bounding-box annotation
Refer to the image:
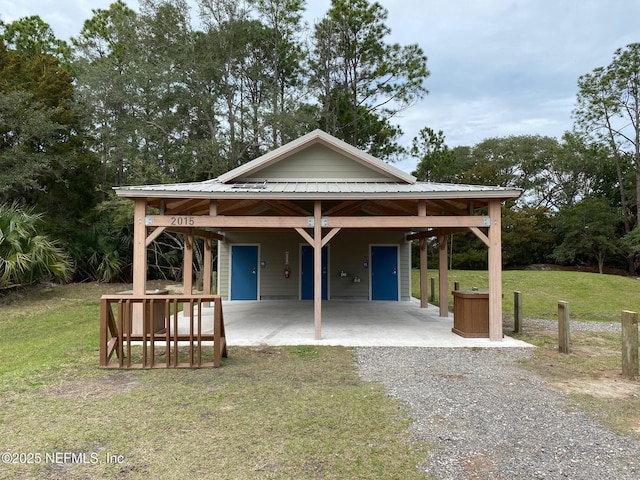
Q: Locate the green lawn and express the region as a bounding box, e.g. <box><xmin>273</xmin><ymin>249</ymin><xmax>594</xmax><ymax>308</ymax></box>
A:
<box><xmin>0</xmin><ymin>283</ymin><xmax>431</xmax><ymax>480</ymax></box>
<box><xmin>413</xmin><ymin>269</ymin><xmax>640</xmax><ymax>322</ymax></box>
<box><xmin>2</xmin><ymin>271</ymin><xmax>640</xmax><ymax>479</ymax></box>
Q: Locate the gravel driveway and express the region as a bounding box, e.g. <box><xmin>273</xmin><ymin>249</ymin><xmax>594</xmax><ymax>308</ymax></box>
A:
<box><xmin>355</xmin><ymin>346</ymin><xmax>640</xmax><ymax>479</ymax></box>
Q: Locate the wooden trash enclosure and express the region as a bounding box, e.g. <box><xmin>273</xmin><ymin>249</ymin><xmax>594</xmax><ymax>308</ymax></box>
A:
<box><xmin>100</xmin><ymin>294</ymin><xmax>227</xmax><ymax>369</ymax></box>
<box><xmin>451</xmin><ymin>290</ymin><xmax>490</xmax><ymax>338</ymax></box>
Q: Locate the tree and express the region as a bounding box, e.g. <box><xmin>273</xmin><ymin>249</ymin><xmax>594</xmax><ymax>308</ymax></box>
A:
<box><xmin>310</xmin><ymin>0</ymin><xmax>429</xmax><ymax>159</ymax></box>
<box><xmin>72</xmin><ymin>0</ymin><xmax>141</xmax><ymax>190</ymax></box>
<box><xmin>573</xmin><ymin>43</ymin><xmax>640</xmax><ymax>235</ymax></box>
<box><xmin>252</xmin><ymin>0</ymin><xmax>310</xmax><ymax>147</ymax></box>
<box><xmin>553</xmin><ymin>197</ymin><xmax>622</xmax><ymax>274</ymax></box>
<box><xmin>410</xmin><ymin>127</ymin><xmax>456</xmax><ymax>182</ymax></box>
<box><xmin>547</xmin><ymin>132</ymin><xmax>611</xmax><ymax>208</ymax></box>
<box><xmin>0</xmin><ymin>15</ymin><xmax>71</xmax><ymax>64</ymax></box>
<box><xmin>502</xmin><ymin>205</ymin><xmax>555</xmax><ymax>267</ymax></box>
<box><xmin>0</xmin><ymin>34</ymin><xmax>98</xmax><ymax>227</ymax></box>
<box><xmin>0</xmin><ymin>203</ymin><xmax>73</xmax><ymax>287</ymax></box>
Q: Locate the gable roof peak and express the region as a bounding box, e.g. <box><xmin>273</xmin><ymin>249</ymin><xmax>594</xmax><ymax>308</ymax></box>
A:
<box><xmin>217</xmin><ymin>129</ymin><xmax>416</xmax><ymax>184</ymax></box>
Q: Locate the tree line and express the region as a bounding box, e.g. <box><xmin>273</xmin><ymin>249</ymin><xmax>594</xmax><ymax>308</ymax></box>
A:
<box><xmin>0</xmin><ymin>0</ymin><xmax>638</xmax><ymax>287</ymax></box>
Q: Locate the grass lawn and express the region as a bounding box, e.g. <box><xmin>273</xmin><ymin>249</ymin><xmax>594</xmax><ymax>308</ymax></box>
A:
<box><xmin>413</xmin><ymin>269</ymin><xmax>640</xmax><ymax>322</ymax></box>
<box><xmin>3</xmin><ymin>270</ymin><xmax>640</xmax><ymax>478</ymax></box>
<box><xmin>0</xmin><ymin>283</ymin><xmax>430</xmax><ymax>480</ymax></box>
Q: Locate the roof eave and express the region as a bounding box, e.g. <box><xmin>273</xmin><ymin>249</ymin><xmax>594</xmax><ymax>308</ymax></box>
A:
<box><xmin>114</xmin><ymin>187</ymin><xmax>522</xmax><ymax>201</ymax></box>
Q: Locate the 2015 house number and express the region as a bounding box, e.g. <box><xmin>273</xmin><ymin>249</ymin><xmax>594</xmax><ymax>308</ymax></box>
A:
<box><xmin>170</xmin><ymin>216</ymin><xmax>195</xmax><ymax>226</ymax></box>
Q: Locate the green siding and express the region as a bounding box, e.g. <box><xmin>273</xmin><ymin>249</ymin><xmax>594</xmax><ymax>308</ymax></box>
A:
<box><xmin>218</xmin><ymin>230</ymin><xmax>411</xmax><ymax>301</ymax></box>
<box><xmin>242</xmin><ymin>144</ymin><xmax>390</xmax><ymax>180</ymax></box>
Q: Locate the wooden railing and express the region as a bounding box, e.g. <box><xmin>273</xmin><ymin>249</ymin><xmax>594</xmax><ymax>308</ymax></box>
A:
<box><xmin>99</xmin><ymin>295</ymin><xmax>227</xmax><ymax>368</ymax></box>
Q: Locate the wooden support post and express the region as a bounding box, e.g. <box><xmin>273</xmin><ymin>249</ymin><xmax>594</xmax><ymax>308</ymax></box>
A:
<box><xmin>314</xmin><ymin>200</ymin><xmax>322</xmax><ymax>340</ymax></box>
<box><xmin>430</xmin><ymin>277</ymin><xmax>435</xmax><ymax>303</ymax></box>
<box><xmin>438</xmin><ymin>234</ymin><xmax>449</xmax><ymax>317</ymax></box>
<box><xmin>132</xmin><ymin>199</ymin><xmax>147</xmax><ymax>295</ymax></box>
<box><xmin>622</xmin><ymin>310</ymin><xmax>638</xmax><ymax>378</ymax></box>
<box><xmin>99</xmin><ymin>298</ymin><xmax>108</xmax><ymax>366</ymax></box>
<box><xmin>419</xmin><ymin>238</ymin><xmax>428</xmax><ymax>307</ymax></box>
<box><xmin>558</xmin><ymin>301</ymin><xmax>570</xmax><ymax>354</ymax></box>
<box><xmin>132</xmin><ymin>199</ymin><xmax>147</xmax><ymax>332</ymax></box>
<box><xmin>488</xmin><ymin>200</ymin><xmax>503</xmax><ymax>341</ymax></box>
<box><xmin>203</xmin><ymin>200</ymin><xmax>217</xmax><ymax>300</ymax></box>
<box><xmin>183</xmin><ymin>232</ymin><xmax>194</xmax><ymax>295</ymax></box>
<box><xmin>514</xmin><ymin>291</ymin><xmax>523</xmax><ymax>334</ymax></box>
<box><xmin>418</xmin><ymin>200</ymin><xmax>428</xmax><ymax>308</ymax></box>
<box><xmin>203</xmin><ymin>237</ymin><xmax>212</xmax><ymax>295</ymax></box>
<box><xmin>214</xmin><ymin>297</ymin><xmax>223</xmax><ymax>367</ymax></box>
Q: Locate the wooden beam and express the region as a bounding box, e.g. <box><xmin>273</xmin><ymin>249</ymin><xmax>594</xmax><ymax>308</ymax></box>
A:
<box><xmin>429</xmin><ymin>199</ymin><xmax>471</xmax><ymax>216</ymax></box>
<box><xmin>420</xmin><ymin>238</ymin><xmax>428</xmax><ymax>308</ymax></box>
<box><xmin>324</xmin><ymin>200</ymin><xmax>361</xmax><ymax>215</ymax></box>
<box><xmin>270</xmin><ymin>200</ymin><xmax>310</xmax><ymax>215</ymax></box>
<box><xmin>164</xmin><ymin>227</ymin><xmax>224</xmax><ymax>241</ymax></box>
<box><xmin>133</xmin><ymin>199</ymin><xmax>147</xmax><ymax>296</ymax></box>
<box><xmin>418</xmin><ymin>200</ymin><xmax>428</xmax><ymax>308</ymax></box>
<box><xmin>469</xmin><ymin>227</ymin><xmax>490</xmax><ymax>247</ymax></box>
<box><xmin>164</xmin><ymin>198</ymin><xmax>207</xmax><ymax>215</ymax></box>
<box><xmin>132</xmin><ymin>199</ymin><xmax>147</xmax><ymax>333</ymax></box>
<box><xmin>261</xmin><ymin>200</ymin><xmax>302</xmax><ymax>216</ymax></box>
<box><xmin>321</xmin><ymin>227</ymin><xmax>341</xmax><ymax>247</ymax></box>
<box><xmin>203</xmin><ymin>200</ymin><xmax>217</xmax><ymax>301</ymax></box>
<box><xmin>314</xmin><ymin>201</ymin><xmax>322</xmax><ymax>340</ymax></box>
<box><xmin>203</xmin><ymin>237</ymin><xmax>212</xmax><ymax>295</ymax></box>
<box><xmin>147</xmin><ymin>215</ymin><xmax>310</xmax><ymax>229</ymax></box>
<box><xmin>438</xmin><ymin>234</ymin><xmax>449</xmax><ymax>317</ymax></box>
<box><xmin>488</xmin><ymin>200</ymin><xmax>503</xmax><ymax>341</ymax></box>
<box><xmin>295</xmin><ymin>227</ymin><xmax>314</xmax><ymax>245</ymax></box>
<box><xmin>183</xmin><ymin>232</ymin><xmax>194</xmax><ymax>295</ymax></box>
<box><xmin>146</xmin><ymin>227</ymin><xmax>166</xmax><ymax>247</ymax></box>
<box><xmin>327</xmin><ymin>215</ymin><xmax>489</xmax><ymax>228</ymax></box>
<box><xmin>145</xmin><ymin>214</ymin><xmax>490</xmax><ymax>230</ymax></box>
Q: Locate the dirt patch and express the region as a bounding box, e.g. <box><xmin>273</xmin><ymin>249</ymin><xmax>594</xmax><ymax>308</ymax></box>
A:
<box><xmin>549</xmin><ymin>370</ymin><xmax>640</xmax><ymax>399</ymax></box>
<box><xmin>42</xmin><ymin>375</ymin><xmax>145</xmax><ymax>400</ymax></box>
<box><xmin>569</xmin><ymin>344</ymin><xmax>620</xmax><ymax>357</ymax></box>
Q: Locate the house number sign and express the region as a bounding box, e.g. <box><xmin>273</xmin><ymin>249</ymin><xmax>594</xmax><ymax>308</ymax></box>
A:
<box><xmin>169</xmin><ymin>216</ymin><xmax>195</xmax><ymax>226</ymax></box>
<box><xmin>145</xmin><ymin>216</ymin><xmax>195</xmax><ymax>226</ymax></box>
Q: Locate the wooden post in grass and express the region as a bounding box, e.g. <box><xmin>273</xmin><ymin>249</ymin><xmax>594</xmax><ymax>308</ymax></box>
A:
<box><xmin>454</xmin><ymin>281</ymin><xmax>460</xmax><ymax>291</ymax></box>
<box><xmin>514</xmin><ymin>291</ymin><xmax>523</xmax><ymax>334</ymax></box>
<box><xmin>621</xmin><ymin>310</ymin><xmax>638</xmax><ymax>378</ymax></box>
<box><xmin>558</xmin><ymin>301</ymin><xmax>570</xmax><ymax>354</ymax></box>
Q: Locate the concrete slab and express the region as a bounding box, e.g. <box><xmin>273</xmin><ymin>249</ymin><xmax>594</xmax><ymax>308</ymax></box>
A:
<box><xmin>180</xmin><ymin>299</ymin><xmax>533</xmax><ymax>348</ymax></box>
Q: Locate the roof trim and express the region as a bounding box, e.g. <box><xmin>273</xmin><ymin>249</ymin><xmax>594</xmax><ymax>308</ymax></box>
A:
<box><xmin>217</xmin><ymin>129</ymin><xmax>417</xmax><ymax>184</ymax></box>
<box><xmin>114</xmin><ymin>186</ymin><xmax>523</xmax><ymax>201</ymax></box>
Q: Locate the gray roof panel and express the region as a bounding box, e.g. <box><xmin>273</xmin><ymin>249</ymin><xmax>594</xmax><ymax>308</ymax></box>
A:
<box><xmin>115</xmin><ymin>179</ymin><xmax>521</xmax><ymax>199</ymax></box>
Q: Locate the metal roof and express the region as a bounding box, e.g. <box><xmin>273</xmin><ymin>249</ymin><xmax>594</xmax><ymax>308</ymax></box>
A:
<box><xmin>113</xmin><ymin>130</ymin><xmax>521</xmax><ymax>201</ymax></box>
<box><xmin>115</xmin><ymin>179</ymin><xmax>522</xmax><ymax>200</ymax></box>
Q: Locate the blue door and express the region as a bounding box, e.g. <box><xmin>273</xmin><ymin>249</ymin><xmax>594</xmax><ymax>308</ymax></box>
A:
<box><xmin>231</xmin><ymin>245</ymin><xmax>258</xmax><ymax>300</ymax></box>
<box><xmin>371</xmin><ymin>246</ymin><xmax>399</xmax><ymax>300</ymax></box>
<box><xmin>301</xmin><ymin>245</ymin><xmax>328</xmax><ymax>300</ymax></box>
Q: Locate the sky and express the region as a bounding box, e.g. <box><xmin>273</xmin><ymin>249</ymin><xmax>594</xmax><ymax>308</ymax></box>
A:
<box><xmin>1</xmin><ymin>0</ymin><xmax>638</xmax><ymax>173</ymax></box>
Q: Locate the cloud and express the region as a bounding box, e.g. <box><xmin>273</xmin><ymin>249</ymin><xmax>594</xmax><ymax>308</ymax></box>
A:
<box><xmin>2</xmin><ymin>0</ymin><xmax>638</xmax><ymax>168</ymax></box>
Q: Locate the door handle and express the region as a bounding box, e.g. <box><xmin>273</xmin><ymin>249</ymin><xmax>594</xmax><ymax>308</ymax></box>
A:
<box><xmin>252</xmin><ymin>268</ymin><xmax>256</xmax><ymax>275</ymax></box>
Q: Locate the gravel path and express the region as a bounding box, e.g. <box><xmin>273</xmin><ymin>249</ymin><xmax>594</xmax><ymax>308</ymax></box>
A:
<box><xmin>355</xmin><ymin>345</ymin><xmax>640</xmax><ymax>479</ymax></box>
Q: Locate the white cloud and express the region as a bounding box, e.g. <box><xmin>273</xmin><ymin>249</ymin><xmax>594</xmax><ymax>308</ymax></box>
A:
<box><xmin>2</xmin><ymin>0</ymin><xmax>638</xmax><ymax>162</ymax></box>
